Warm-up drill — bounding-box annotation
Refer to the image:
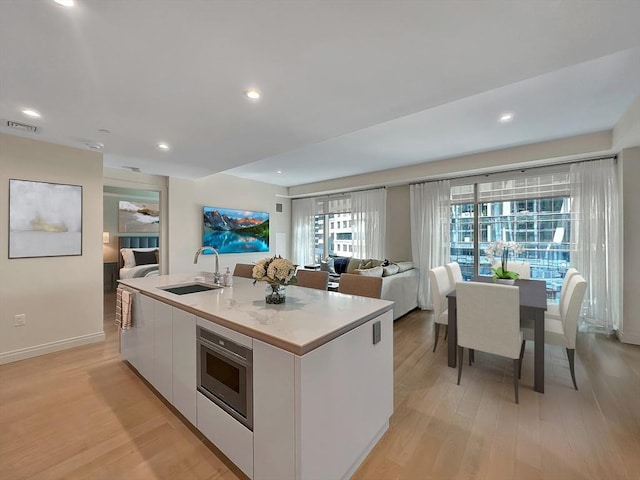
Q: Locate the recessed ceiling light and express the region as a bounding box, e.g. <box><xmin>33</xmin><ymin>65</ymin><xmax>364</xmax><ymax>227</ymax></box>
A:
<box><xmin>245</xmin><ymin>89</ymin><xmax>261</xmax><ymax>100</ymax></box>
<box><xmin>276</xmin><ymin>170</ymin><xmax>283</xmax><ymax>174</ymax></box>
<box><xmin>86</xmin><ymin>142</ymin><xmax>104</xmax><ymax>150</ymax></box>
<box><xmin>21</xmin><ymin>108</ymin><xmax>41</xmax><ymax>118</ymax></box>
<box><xmin>157</xmin><ymin>142</ymin><xmax>170</xmax><ymax>150</ymax></box>
<box><xmin>499</xmin><ymin>112</ymin><xmax>514</xmax><ymax>123</ymax></box>
<box><xmin>53</xmin><ymin>0</ymin><xmax>74</xmax><ymax>7</ymax></box>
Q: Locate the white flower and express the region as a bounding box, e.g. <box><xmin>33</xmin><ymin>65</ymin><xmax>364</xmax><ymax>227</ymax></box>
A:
<box><xmin>252</xmin><ymin>255</ymin><xmax>298</xmax><ymax>286</ymax></box>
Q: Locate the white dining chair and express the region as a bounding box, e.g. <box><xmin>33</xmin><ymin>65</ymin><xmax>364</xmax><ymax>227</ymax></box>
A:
<box><xmin>456</xmin><ymin>281</ymin><xmax>524</xmax><ymax>404</ymax></box>
<box><xmin>445</xmin><ymin>262</ymin><xmax>463</xmax><ymax>286</ymax></box>
<box><xmin>428</xmin><ymin>266</ymin><xmax>452</xmax><ymax>353</ymax></box>
<box><xmin>522</xmin><ymin>274</ymin><xmax>587</xmax><ymax>390</ymax></box>
<box><xmin>494</xmin><ymin>261</ymin><xmax>531</xmax><ymax>279</ymax></box>
<box><xmin>546</xmin><ymin>267</ymin><xmax>579</xmax><ymax>319</ymax></box>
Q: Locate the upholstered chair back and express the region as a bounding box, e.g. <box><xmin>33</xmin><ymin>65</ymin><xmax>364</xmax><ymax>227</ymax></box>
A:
<box><xmin>456</xmin><ymin>281</ymin><xmax>521</xmax><ymax>360</ymax></box>
<box><xmin>561</xmin><ymin>274</ymin><xmax>588</xmax><ymax>349</ymax></box>
<box><xmin>296</xmin><ymin>270</ymin><xmax>330</xmax><ymax>290</ymax></box>
<box><xmin>233</xmin><ymin>263</ymin><xmax>255</xmax><ymax>278</ymax></box>
<box><xmin>338</xmin><ymin>273</ymin><xmax>383</xmax><ymax>299</ymax></box>
<box><xmin>445</xmin><ymin>262</ymin><xmax>463</xmax><ymax>286</ymax></box>
<box><xmin>429</xmin><ymin>266</ymin><xmax>452</xmax><ymax>322</ymax></box>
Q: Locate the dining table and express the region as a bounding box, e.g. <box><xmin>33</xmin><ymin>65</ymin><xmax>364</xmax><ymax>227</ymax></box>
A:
<box><xmin>446</xmin><ymin>276</ymin><xmax>548</xmax><ymax>393</ymax></box>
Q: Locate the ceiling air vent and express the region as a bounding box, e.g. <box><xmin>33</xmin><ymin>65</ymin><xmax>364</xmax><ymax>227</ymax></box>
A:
<box><xmin>7</xmin><ymin>120</ymin><xmax>38</xmax><ymax>133</ymax></box>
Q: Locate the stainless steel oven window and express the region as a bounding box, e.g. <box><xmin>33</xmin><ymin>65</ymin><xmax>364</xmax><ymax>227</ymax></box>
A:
<box><xmin>197</xmin><ymin>327</ymin><xmax>253</xmax><ymax>431</ymax></box>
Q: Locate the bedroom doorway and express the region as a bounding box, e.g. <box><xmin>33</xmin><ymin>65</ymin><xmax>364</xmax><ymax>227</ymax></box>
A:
<box><xmin>103</xmin><ymin>186</ymin><xmax>161</xmax><ymax>291</ymax></box>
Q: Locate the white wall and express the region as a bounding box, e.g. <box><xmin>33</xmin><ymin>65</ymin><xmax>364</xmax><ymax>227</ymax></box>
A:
<box><xmin>385</xmin><ymin>185</ymin><xmax>411</xmax><ymax>261</ymax></box>
<box><xmin>0</xmin><ymin>133</ymin><xmax>104</xmax><ymax>363</ymax></box>
<box><xmin>618</xmin><ymin>147</ymin><xmax>640</xmax><ymax>345</ymax></box>
<box><xmin>613</xmin><ymin>97</ymin><xmax>640</xmax><ymax>150</ymax></box>
<box><xmin>168</xmin><ymin>173</ymin><xmax>290</xmax><ymax>275</ymax></box>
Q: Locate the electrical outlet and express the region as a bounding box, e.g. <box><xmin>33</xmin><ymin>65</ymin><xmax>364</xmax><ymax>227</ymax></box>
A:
<box><xmin>14</xmin><ymin>314</ymin><xmax>26</xmax><ymax>327</ymax></box>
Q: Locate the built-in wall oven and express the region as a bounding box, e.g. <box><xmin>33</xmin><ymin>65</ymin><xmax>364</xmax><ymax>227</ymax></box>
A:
<box><xmin>197</xmin><ymin>326</ymin><xmax>253</xmax><ymax>430</ymax></box>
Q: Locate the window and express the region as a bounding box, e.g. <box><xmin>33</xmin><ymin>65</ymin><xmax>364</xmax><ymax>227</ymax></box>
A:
<box><xmin>314</xmin><ymin>212</ymin><xmax>354</xmax><ymax>260</ymax></box>
<box><xmin>450</xmin><ymin>170</ymin><xmax>571</xmax><ymax>302</ymax></box>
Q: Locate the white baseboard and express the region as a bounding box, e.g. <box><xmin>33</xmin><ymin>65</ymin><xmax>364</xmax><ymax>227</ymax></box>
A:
<box><xmin>616</xmin><ymin>329</ymin><xmax>640</xmax><ymax>345</ymax></box>
<box><xmin>0</xmin><ymin>331</ymin><xmax>105</xmax><ymax>365</ymax></box>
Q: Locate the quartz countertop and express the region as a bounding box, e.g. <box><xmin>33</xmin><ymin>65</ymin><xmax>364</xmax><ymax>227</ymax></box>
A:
<box><xmin>119</xmin><ymin>273</ymin><xmax>394</xmax><ymax>356</ymax></box>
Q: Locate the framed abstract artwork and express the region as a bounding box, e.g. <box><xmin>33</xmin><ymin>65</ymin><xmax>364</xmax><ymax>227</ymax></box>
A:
<box><xmin>9</xmin><ymin>179</ymin><xmax>83</xmax><ymax>258</ymax></box>
<box><xmin>203</xmin><ymin>206</ymin><xmax>269</xmax><ymax>253</ymax></box>
<box><xmin>118</xmin><ymin>201</ymin><xmax>160</xmax><ymax>233</ymax></box>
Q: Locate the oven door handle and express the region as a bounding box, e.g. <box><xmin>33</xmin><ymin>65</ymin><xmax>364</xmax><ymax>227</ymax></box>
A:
<box><xmin>198</xmin><ymin>338</ymin><xmax>252</xmax><ymax>366</ymax></box>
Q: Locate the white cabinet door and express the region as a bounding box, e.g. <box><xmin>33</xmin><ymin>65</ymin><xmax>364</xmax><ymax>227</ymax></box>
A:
<box><xmin>172</xmin><ymin>309</ymin><xmax>197</xmax><ymax>425</ymax></box>
<box><xmin>152</xmin><ymin>299</ymin><xmax>173</xmax><ymax>402</ymax></box>
<box><xmin>197</xmin><ymin>392</ymin><xmax>254</xmax><ymax>478</ymax></box>
<box><xmin>253</xmin><ymin>340</ymin><xmax>295</xmax><ymax>480</ymax></box>
<box><xmin>136</xmin><ymin>294</ymin><xmax>155</xmax><ymax>381</ymax></box>
<box><xmin>296</xmin><ymin>310</ymin><xmax>394</xmax><ymax>480</ymax></box>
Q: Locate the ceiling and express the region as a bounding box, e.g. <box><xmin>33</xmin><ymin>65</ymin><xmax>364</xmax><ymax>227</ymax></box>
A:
<box><xmin>1</xmin><ymin>1</ymin><xmax>639</xmax><ymax>188</ymax></box>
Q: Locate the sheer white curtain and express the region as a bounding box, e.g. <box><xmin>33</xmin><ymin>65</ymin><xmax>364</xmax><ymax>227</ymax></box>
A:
<box><xmin>410</xmin><ymin>180</ymin><xmax>451</xmax><ymax>309</ymax></box>
<box><xmin>291</xmin><ymin>197</ymin><xmax>316</xmax><ymax>266</ymax></box>
<box><xmin>351</xmin><ymin>188</ymin><xmax>387</xmax><ymax>259</ymax></box>
<box><xmin>570</xmin><ymin>158</ymin><xmax>621</xmax><ymax>334</ymax></box>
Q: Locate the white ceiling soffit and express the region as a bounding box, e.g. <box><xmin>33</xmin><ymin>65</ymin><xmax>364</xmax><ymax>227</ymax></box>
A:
<box><xmin>0</xmin><ymin>1</ymin><xmax>639</xmax><ymax>187</ymax></box>
<box><xmin>227</xmin><ymin>47</ymin><xmax>640</xmax><ymax>186</ymax></box>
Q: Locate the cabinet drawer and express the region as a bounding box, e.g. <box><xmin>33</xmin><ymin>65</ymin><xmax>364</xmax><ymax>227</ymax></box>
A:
<box><xmin>197</xmin><ymin>392</ymin><xmax>253</xmax><ymax>478</ymax></box>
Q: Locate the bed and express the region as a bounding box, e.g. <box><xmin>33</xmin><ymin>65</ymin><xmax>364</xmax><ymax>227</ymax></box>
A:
<box><xmin>118</xmin><ymin>236</ymin><xmax>160</xmax><ymax>279</ymax></box>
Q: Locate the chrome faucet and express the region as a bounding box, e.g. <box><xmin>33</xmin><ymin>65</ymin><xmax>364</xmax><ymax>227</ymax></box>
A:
<box><xmin>194</xmin><ymin>246</ymin><xmax>221</xmax><ymax>284</ymax></box>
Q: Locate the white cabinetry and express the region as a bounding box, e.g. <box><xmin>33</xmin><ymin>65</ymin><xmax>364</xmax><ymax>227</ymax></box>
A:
<box><xmin>152</xmin><ymin>300</ymin><xmax>173</xmax><ymax>402</ymax></box>
<box><xmin>253</xmin><ymin>309</ymin><xmax>394</xmax><ymax>480</ymax></box>
<box><xmin>197</xmin><ymin>392</ymin><xmax>254</xmax><ymax>478</ymax></box>
<box><xmin>173</xmin><ymin>309</ymin><xmax>197</xmax><ymax>425</ymax></box>
<box><xmin>121</xmin><ymin>294</ymin><xmax>196</xmax><ymax>424</ymax></box>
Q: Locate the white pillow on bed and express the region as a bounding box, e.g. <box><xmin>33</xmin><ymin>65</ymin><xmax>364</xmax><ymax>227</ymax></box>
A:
<box><xmin>121</xmin><ymin>248</ymin><xmax>158</xmax><ymax>268</ymax></box>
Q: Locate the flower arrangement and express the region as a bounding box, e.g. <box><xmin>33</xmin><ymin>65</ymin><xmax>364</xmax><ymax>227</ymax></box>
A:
<box><xmin>484</xmin><ymin>241</ymin><xmax>524</xmax><ymax>280</ymax></box>
<box><xmin>252</xmin><ymin>255</ymin><xmax>298</xmax><ymax>287</ymax></box>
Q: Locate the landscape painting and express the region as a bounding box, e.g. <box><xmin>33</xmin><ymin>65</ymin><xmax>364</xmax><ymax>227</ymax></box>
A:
<box><xmin>119</xmin><ymin>201</ymin><xmax>159</xmax><ymax>233</ymax></box>
<box><xmin>203</xmin><ymin>206</ymin><xmax>269</xmax><ymax>254</ymax></box>
<box><xmin>9</xmin><ymin>179</ymin><xmax>82</xmax><ymax>258</ymax></box>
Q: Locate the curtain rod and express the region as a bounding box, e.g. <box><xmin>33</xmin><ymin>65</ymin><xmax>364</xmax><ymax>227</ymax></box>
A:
<box><xmin>409</xmin><ymin>154</ymin><xmax>617</xmax><ymax>187</ymax></box>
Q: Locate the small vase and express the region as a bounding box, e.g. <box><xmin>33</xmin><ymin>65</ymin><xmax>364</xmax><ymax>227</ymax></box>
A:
<box><xmin>265</xmin><ymin>284</ymin><xmax>286</xmax><ymax>304</ymax></box>
<box><xmin>495</xmin><ymin>278</ymin><xmax>515</xmax><ymax>285</ymax></box>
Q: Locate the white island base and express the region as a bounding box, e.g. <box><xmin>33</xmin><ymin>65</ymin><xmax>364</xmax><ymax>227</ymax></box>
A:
<box><xmin>195</xmin><ymin>312</ymin><xmax>393</xmax><ymax>480</ymax></box>
<box><xmin>119</xmin><ymin>276</ymin><xmax>394</xmax><ymax>480</ymax></box>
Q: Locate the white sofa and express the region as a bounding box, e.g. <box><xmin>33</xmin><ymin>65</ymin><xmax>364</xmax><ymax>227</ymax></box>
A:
<box><xmin>380</xmin><ymin>268</ymin><xmax>419</xmax><ymax>320</ymax></box>
<box><xmin>323</xmin><ymin>257</ymin><xmax>418</xmax><ymax>320</ymax></box>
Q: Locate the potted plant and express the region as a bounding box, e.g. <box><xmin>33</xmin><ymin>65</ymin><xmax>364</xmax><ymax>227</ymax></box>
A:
<box><xmin>484</xmin><ymin>241</ymin><xmax>524</xmax><ymax>284</ymax></box>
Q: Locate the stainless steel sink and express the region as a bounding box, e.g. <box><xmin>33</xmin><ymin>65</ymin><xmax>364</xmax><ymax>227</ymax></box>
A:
<box><xmin>159</xmin><ymin>283</ymin><xmax>220</xmax><ymax>295</ymax></box>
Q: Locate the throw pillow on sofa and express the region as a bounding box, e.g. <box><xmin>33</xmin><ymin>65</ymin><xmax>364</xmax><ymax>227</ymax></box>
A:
<box><xmin>347</xmin><ymin>257</ymin><xmax>363</xmax><ymax>274</ymax></box>
<box><xmin>395</xmin><ymin>261</ymin><xmax>415</xmax><ymax>272</ymax></box>
<box><xmin>320</xmin><ymin>257</ymin><xmax>337</xmax><ymax>275</ymax></box>
<box><xmin>382</xmin><ymin>264</ymin><xmax>400</xmax><ymax>276</ymax></box>
<box><xmin>354</xmin><ymin>265</ymin><xmax>384</xmax><ymax>277</ymax></box>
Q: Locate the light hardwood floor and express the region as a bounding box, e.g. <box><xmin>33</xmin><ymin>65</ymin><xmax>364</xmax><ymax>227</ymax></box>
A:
<box><xmin>1</xmin><ymin>293</ymin><xmax>638</xmax><ymax>479</ymax></box>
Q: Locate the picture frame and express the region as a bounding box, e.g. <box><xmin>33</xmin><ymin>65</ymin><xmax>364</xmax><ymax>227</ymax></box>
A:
<box><xmin>9</xmin><ymin>179</ymin><xmax>83</xmax><ymax>258</ymax></box>
<box><xmin>118</xmin><ymin>200</ymin><xmax>160</xmax><ymax>233</ymax></box>
<box><xmin>203</xmin><ymin>206</ymin><xmax>269</xmax><ymax>254</ymax></box>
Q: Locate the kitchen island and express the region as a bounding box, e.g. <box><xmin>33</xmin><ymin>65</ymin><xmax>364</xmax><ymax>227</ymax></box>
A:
<box><xmin>118</xmin><ymin>273</ymin><xmax>394</xmax><ymax>480</ymax></box>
